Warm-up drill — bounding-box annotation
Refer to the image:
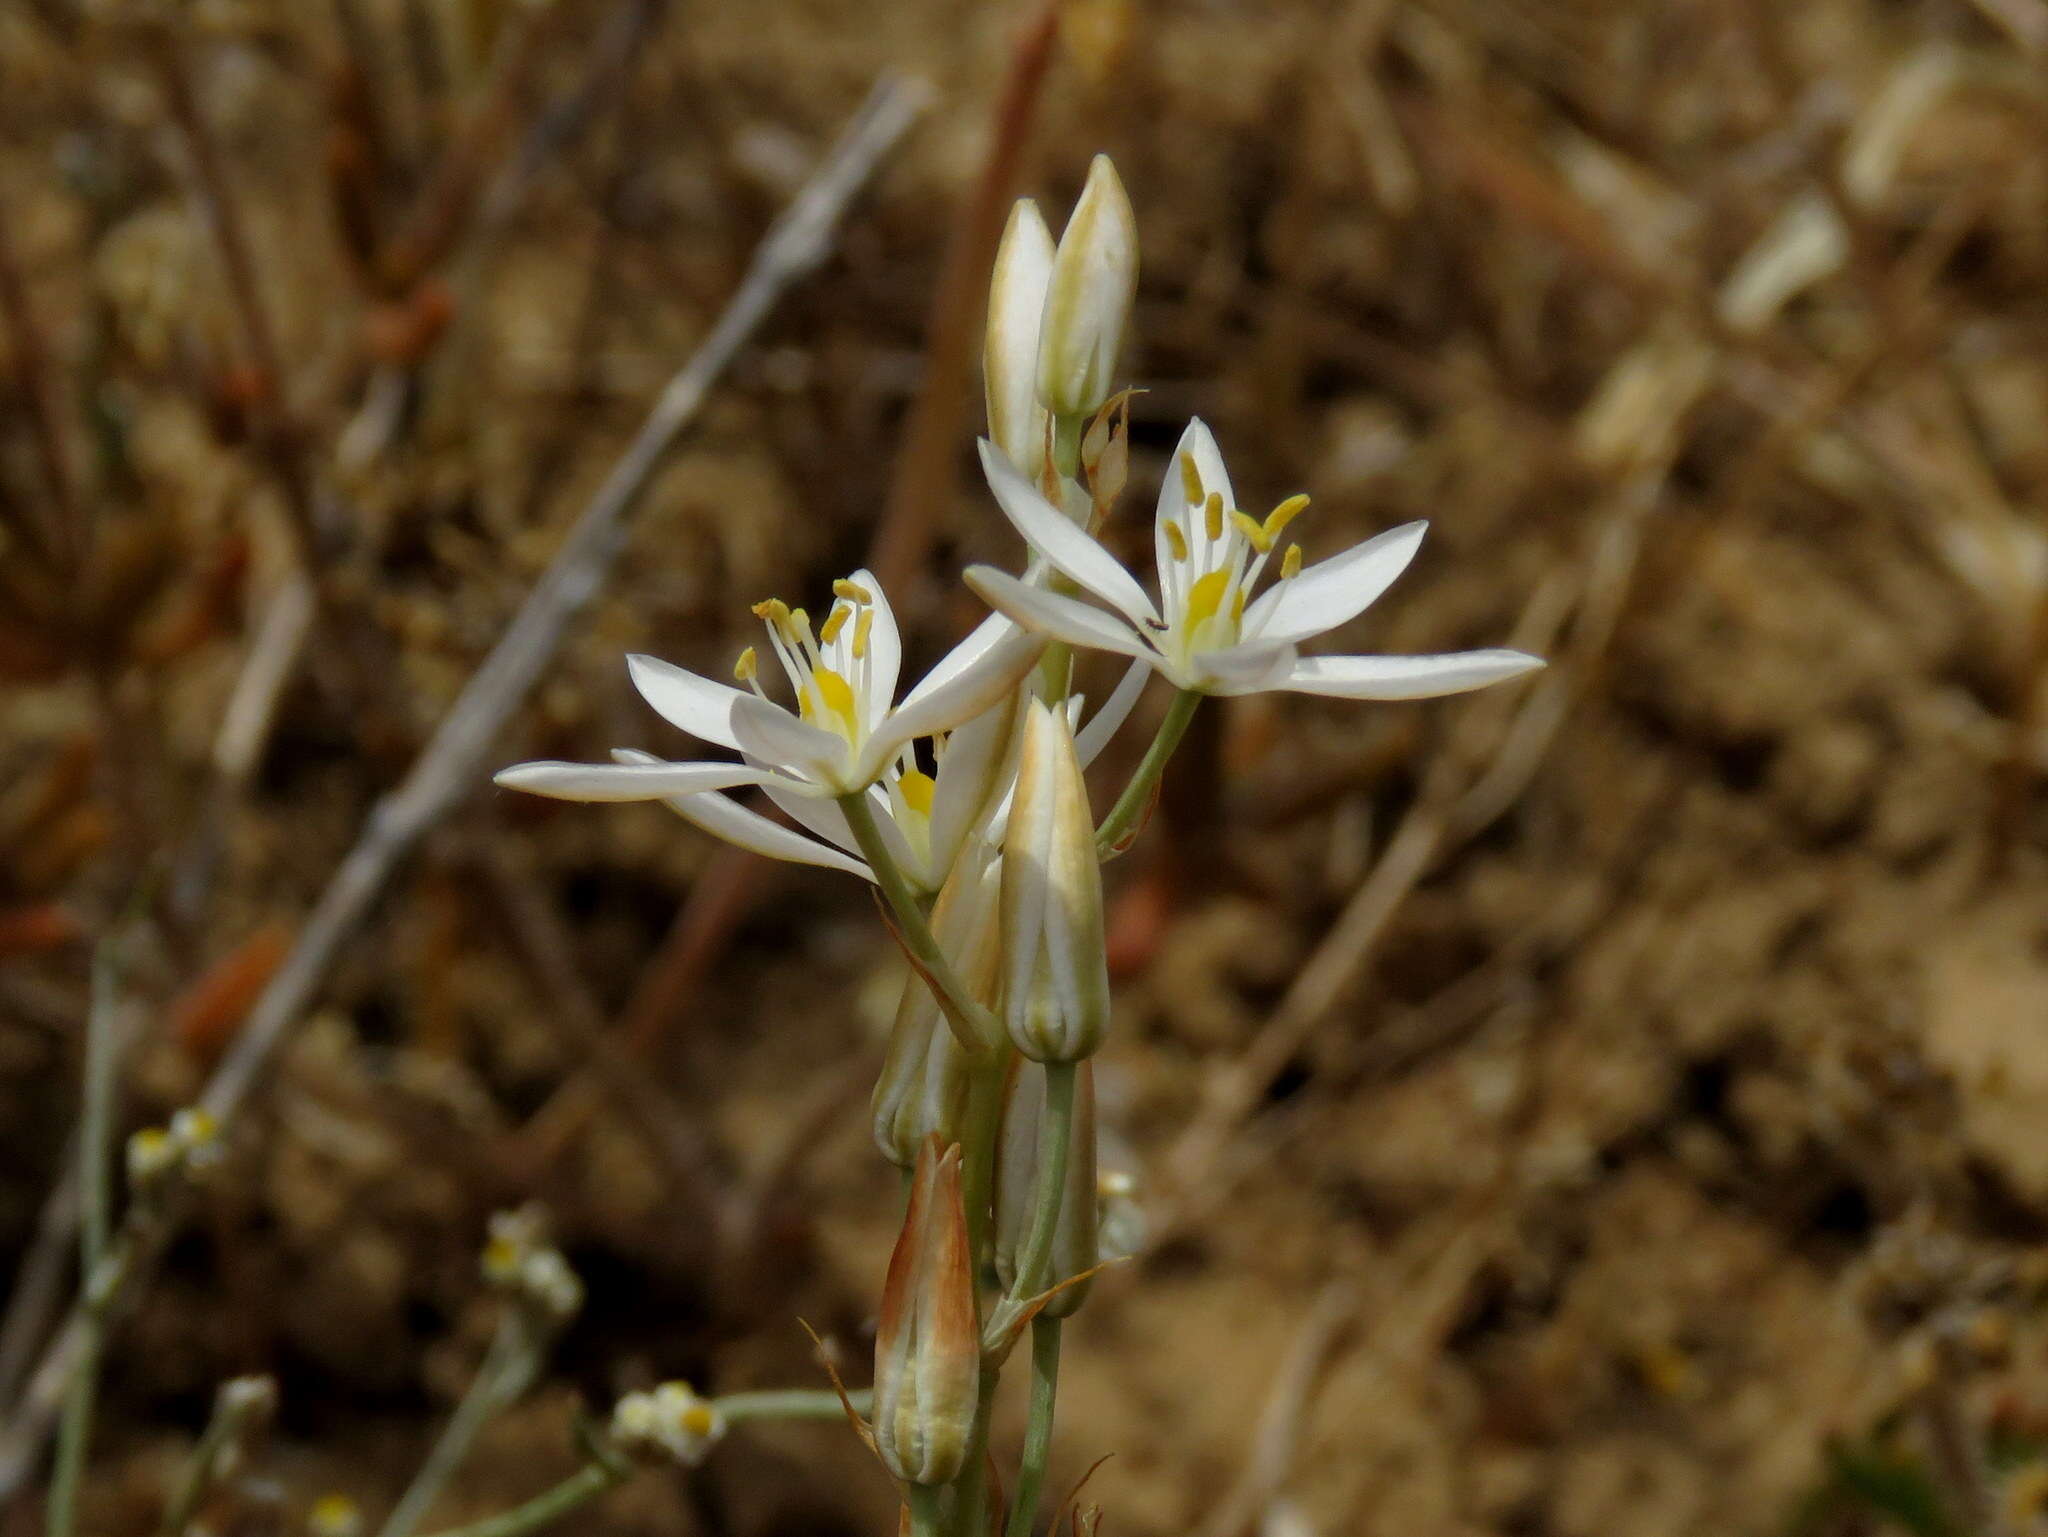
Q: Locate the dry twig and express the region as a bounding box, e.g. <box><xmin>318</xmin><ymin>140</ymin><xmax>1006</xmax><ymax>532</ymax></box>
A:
<box><xmin>0</xmin><ymin>73</ymin><xmax>929</xmax><ymax>1499</ymax></box>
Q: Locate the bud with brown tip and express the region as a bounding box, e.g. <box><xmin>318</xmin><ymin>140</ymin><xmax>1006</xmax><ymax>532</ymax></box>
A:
<box><xmin>873</xmin><ymin>1137</ymin><xmax>980</xmax><ymax>1486</ymax></box>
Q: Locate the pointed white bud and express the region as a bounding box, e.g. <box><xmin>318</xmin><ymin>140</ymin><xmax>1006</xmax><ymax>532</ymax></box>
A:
<box><xmin>999</xmin><ymin>701</ymin><xmax>1110</xmax><ymax>1062</ymax></box>
<box><xmin>985</xmin><ymin>199</ymin><xmax>1056</xmax><ymax>473</ymax></box>
<box><xmin>1036</xmin><ymin>155</ymin><xmax>1138</xmax><ymax>420</ymax></box>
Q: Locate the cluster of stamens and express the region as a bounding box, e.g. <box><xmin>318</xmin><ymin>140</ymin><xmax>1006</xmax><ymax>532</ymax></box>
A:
<box><xmin>1154</xmin><ymin>450</ymin><xmax>1308</xmax><ymax>661</ymax></box>
<box><xmin>737</xmin><ymin>577</ymin><xmax>938</xmax><ymax>846</ymax></box>
<box><xmin>737</xmin><ymin>576</ymin><xmax>883</xmax><ymax>750</ymax></box>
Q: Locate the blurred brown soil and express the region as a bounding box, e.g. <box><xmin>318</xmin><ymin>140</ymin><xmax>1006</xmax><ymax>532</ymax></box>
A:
<box><xmin>8</xmin><ymin>1</ymin><xmax>2048</xmax><ymax>1535</ymax></box>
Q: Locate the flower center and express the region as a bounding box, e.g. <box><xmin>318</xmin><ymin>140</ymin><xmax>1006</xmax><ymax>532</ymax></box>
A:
<box><xmin>1159</xmin><ymin>450</ymin><xmax>1310</xmax><ymax>665</ymax></box>
<box><xmin>740</xmin><ymin>576</ymin><xmax>882</xmax><ymax>761</ymax></box>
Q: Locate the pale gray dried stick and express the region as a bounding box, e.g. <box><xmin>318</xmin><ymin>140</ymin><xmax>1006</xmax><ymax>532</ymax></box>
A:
<box><xmin>0</xmin><ymin>73</ymin><xmax>929</xmax><ymax>1501</ymax></box>
<box><xmin>1190</xmin><ymin>1279</ymin><xmax>1358</xmax><ymax>1537</ymax></box>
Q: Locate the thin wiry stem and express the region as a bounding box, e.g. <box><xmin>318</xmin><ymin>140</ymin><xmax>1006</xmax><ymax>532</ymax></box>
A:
<box><xmin>46</xmin><ymin>943</ymin><xmax>124</xmax><ymax>1537</ymax></box>
<box><xmin>416</xmin><ymin>1458</ymin><xmax>627</xmax><ymax>1537</ymax></box>
<box><xmin>1095</xmin><ymin>690</ymin><xmax>1201</xmax><ymax>856</ymax></box>
<box><xmin>377</xmin><ymin>1316</ymin><xmax>537</xmax><ymax>1537</ymax></box>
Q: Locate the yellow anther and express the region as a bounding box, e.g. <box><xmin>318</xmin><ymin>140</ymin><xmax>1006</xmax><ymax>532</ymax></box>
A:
<box><xmin>854</xmin><ymin>608</ymin><xmax>875</xmax><ymax>660</ymax></box>
<box><xmin>832</xmin><ymin>578</ymin><xmax>872</xmax><ymax>604</ymax></box>
<box><xmin>482</xmin><ymin>1235</ymin><xmax>521</xmax><ymax>1278</ymax></box>
<box><xmin>1281</xmin><ymin>543</ymin><xmax>1303</xmax><ymax>579</ymax></box>
<box><xmin>172</xmin><ymin>1107</ymin><xmax>218</xmax><ymax>1146</ymax></box>
<box><xmin>789</xmin><ymin>608</ymin><xmax>814</xmax><ymax>646</ymax></box>
<box><xmin>733</xmin><ymin>646</ymin><xmax>758</xmax><ymax>682</ymax></box>
<box><xmin>1230</xmin><ymin>509</ymin><xmax>1271</xmax><ymax>552</ymax></box>
<box><xmin>1203</xmin><ymin>491</ymin><xmax>1224</xmax><ymax>542</ymax></box>
<box><xmin>898</xmin><ymin>769</ymin><xmax>936</xmax><ymax>817</ymax></box>
<box><xmin>681</xmin><ymin>1405</ymin><xmax>718</xmax><ymax>1437</ymax></box>
<box><xmin>1178</xmin><ymin>450</ymin><xmax>1204</xmax><ymax>507</ymax></box>
<box><xmin>819</xmin><ymin>603</ymin><xmax>851</xmax><ymax>646</ymax></box>
<box><xmin>1264</xmin><ymin>493</ymin><xmax>1309</xmax><ymax>541</ymax></box>
<box><xmin>1163</xmin><ymin>520</ymin><xmax>1189</xmax><ymax>562</ymax></box>
<box><xmin>751</xmin><ymin>597</ymin><xmax>790</xmax><ymax>628</ymax></box>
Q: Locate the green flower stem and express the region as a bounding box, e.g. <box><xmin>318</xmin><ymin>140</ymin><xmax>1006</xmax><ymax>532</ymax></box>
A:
<box><xmin>378</xmin><ymin>1316</ymin><xmax>536</xmax><ymax>1537</ymax></box>
<box><xmin>1095</xmin><ymin>689</ymin><xmax>1201</xmax><ymax>857</ymax></box>
<box><xmin>837</xmin><ymin>793</ymin><xmax>1000</xmax><ymax>1050</ymax></box>
<box><xmin>1010</xmin><ymin>1062</ymin><xmax>1077</xmax><ymax>1302</ymax></box>
<box><xmin>1004</xmin><ymin>1318</ymin><xmax>1063</xmax><ymax>1537</ymax></box>
<box><xmin>416</xmin><ymin>1459</ymin><xmax>627</xmax><ymax>1537</ymax></box>
<box><xmin>713</xmin><ymin>1388</ymin><xmax>871</xmax><ymax>1423</ymax></box>
<box><xmin>958</xmin><ymin>1060</ymin><xmax>1008</xmax><ymax>1268</ymax></box>
<box><xmin>1051</xmin><ymin>413</ymin><xmax>1085</xmax><ymax>481</ymax></box>
<box><xmin>948</xmin><ymin>1373</ymin><xmax>1000</xmax><ymax>1537</ymax></box>
<box><xmin>908</xmin><ymin>1482</ymin><xmax>947</xmax><ymax>1537</ymax></box>
<box><xmin>158</xmin><ymin>1390</ymin><xmax>248</xmax><ymax>1537</ymax></box>
<box><xmin>48</xmin><ymin>942</ymin><xmax>125</xmax><ymax>1537</ymax></box>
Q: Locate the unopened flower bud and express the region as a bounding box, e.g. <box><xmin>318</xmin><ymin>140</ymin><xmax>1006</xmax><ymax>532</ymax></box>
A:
<box><xmin>993</xmin><ymin>1060</ymin><xmax>1099</xmax><ymax>1316</ymax></box>
<box><xmin>1036</xmin><ymin>155</ymin><xmax>1137</xmax><ymax>420</ymax></box>
<box><xmin>126</xmin><ymin>1126</ymin><xmax>178</xmax><ymax>1189</ymax></box>
<box><xmin>873</xmin><ymin>1136</ymin><xmax>979</xmax><ymax>1486</ymax></box>
<box><xmin>126</xmin><ymin>1106</ymin><xmax>223</xmax><ymax>1196</ymax></box>
<box><xmin>872</xmin><ymin>846</ymin><xmax>1003</xmax><ymax>1166</ymax></box>
<box><xmin>1000</xmin><ymin>701</ymin><xmax>1109</xmax><ymax>1062</ymax></box>
<box><xmin>984</xmin><ymin>199</ymin><xmax>1055</xmax><ymax>474</ymax></box>
<box><xmin>610</xmin><ymin>1381</ymin><xmax>726</xmax><ymax>1466</ymax></box>
<box><xmin>480</xmin><ymin>1204</ymin><xmax>581</xmax><ymax>1323</ymax></box>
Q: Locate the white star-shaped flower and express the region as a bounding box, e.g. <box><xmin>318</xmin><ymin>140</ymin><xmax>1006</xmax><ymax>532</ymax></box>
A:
<box><xmin>964</xmin><ymin>420</ymin><xmax>1544</xmax><ymax>700</ymax></box>
<box><xmin>493</xmin><ymin>571</ymin><xmax>1143</xmax><ymax>891</ymax></box>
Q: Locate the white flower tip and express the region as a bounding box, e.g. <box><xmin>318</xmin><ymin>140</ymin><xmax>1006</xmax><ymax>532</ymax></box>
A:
<box><xmin>1037</xmin><ymin>156</ymin><xmax>1139</xmax><ymax>419</ymax></box>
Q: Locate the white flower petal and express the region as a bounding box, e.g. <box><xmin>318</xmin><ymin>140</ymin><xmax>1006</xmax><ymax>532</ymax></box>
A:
<box><xmin>626</xmin><ymin>654</ymin><xmax>746</xmax><ymax>750</ymax></box>
<box><xmin>610</xmin><ymin>750</ymin><xmax>872</xmax><ymax>880</ymax></box>
<box><xmin>963</xmin><ymin>566</ymin><xmax>1154</xmax><ymax>662</ymax></box>
<box><xmin>928</xmin><ymin>698</ymin><xmax>1019</xmax><ymax>884</ymax></box>
<box><xmin>847</xmin><ymin>567</ymin><xmax>902</xmax><ymax>722</ymax></box>
<box><xmin>979</xmin><ymin>439</ymin><xmax>1157</xmax><ymax>626</ymax></box>
<box><xmin>985</xmin><ymin>200</ymin><xmax>1055</xmax><ymax>473</ymax></box>
<box><xmin>862</xmin><ymin>620</ymin><xmax>1043</xmax><ymax>775</ymax></box>
<box><xmin>903</xmin><ymin>611</ymin><xmax>1015</xmax><ymax>709</ymax></box>
<box><xmin>760</xmin><ymin>780</ymin><xmax>865</xmax><ymax>854</ymax></box>
<box><xmin>494</xmin><ymin>758</ymin><xmax>782</xmax><ymax>802</ymax></box>
<box><xmin>1194</xmin><ymin>639</ymin><xmax>1299</xmax><ymax>695</ymax></box>
<box><xmin>669</xmin><ymin>792</ymin><xmax>875</xmax><ymax>881</ymax></box>
<box><xmin>1278</xmin><ymin>649</ymin><xmax>1546</xmax><ymax>700</ymax></box>
<box><xmin>1074</xmin><ymin>658</ymin><xmax>1151</xmax><ymax>767</ymax></box>
<box><xmin>1162</xmin><ymin>418</ymin><xmax>1234</xmax><ymax>515</ymax></box>
<box><xmin>1242</xmin><ymin>521</ymin><xmax>1427</xmax><ymax>645</ymax></box>
<box><xmin>728</xmin><ymin>697</ymin><xmax>846</xmax><ymax>789</ymax></box>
